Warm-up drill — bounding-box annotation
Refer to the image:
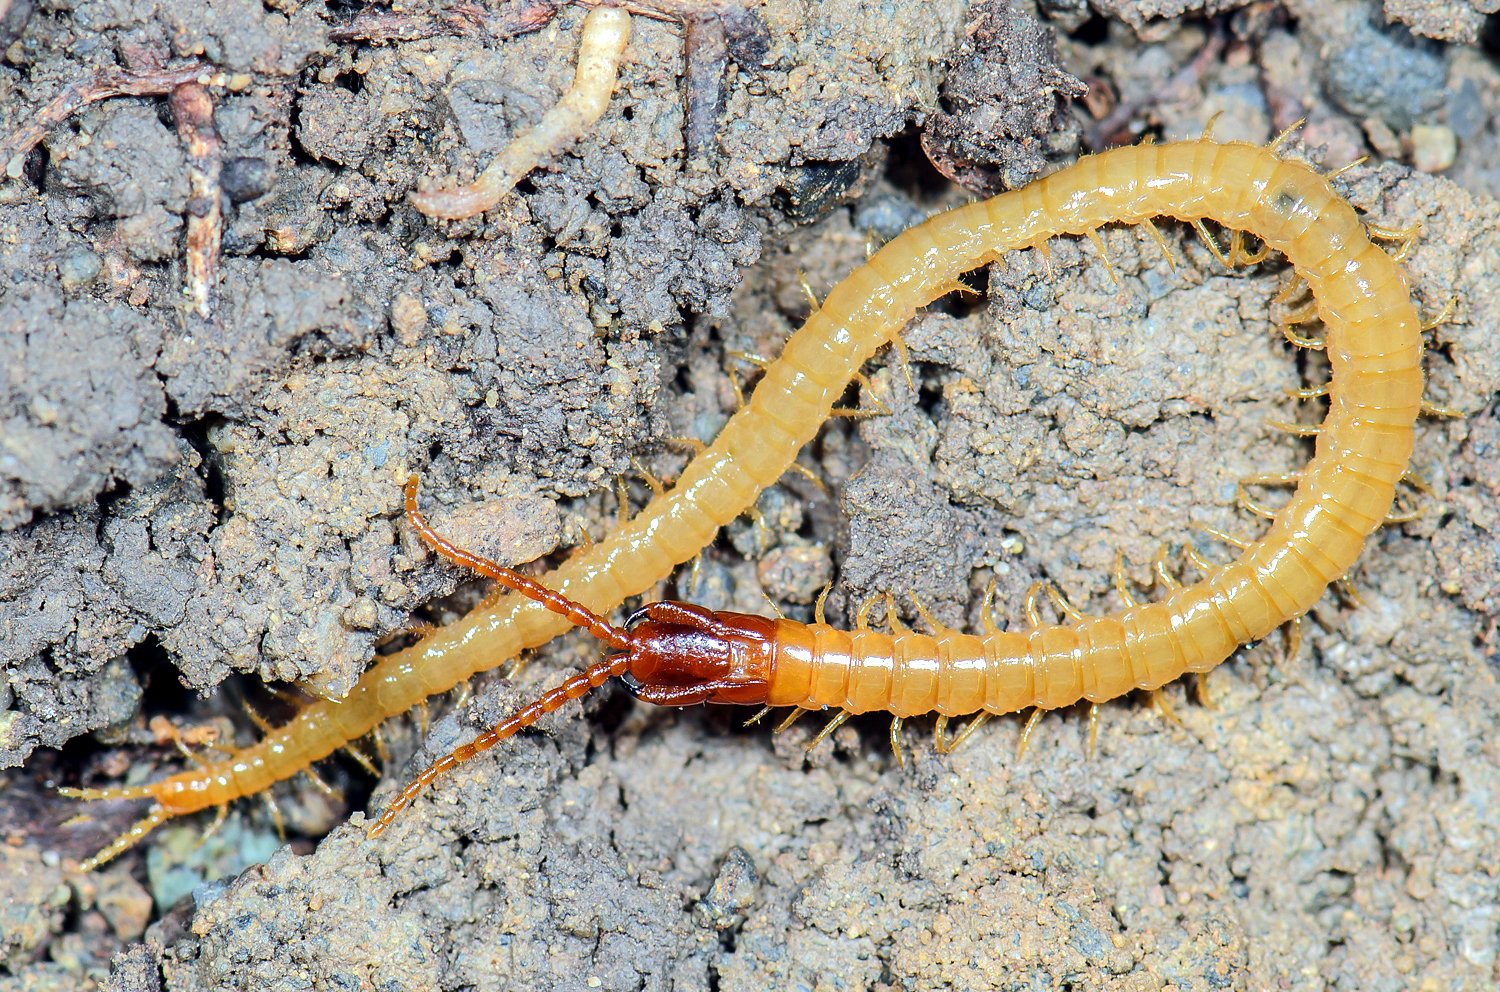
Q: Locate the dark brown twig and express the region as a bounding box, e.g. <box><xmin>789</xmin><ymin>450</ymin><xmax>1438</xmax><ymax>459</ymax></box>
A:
<box><xmin>170</xmin><ymin>83</ymin><xmax>223</xmax><ymax>319</ymax></box>
<box><xmin>0</xmin><ymin>61</ymin><xmax>217</xmax><ymax>162</ymax></box>
<box><xmin>328</xmin><ymin>0</ymin><xmax>558</xmax><ymax>44</ymax></box>
<box><xmin>684</xmin><ymin>14</ymin><xmax>727</xmax><ymax>164</ymax></box>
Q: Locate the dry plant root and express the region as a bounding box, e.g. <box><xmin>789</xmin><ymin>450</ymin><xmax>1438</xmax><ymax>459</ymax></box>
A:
<box><xmin>410</xmin><ymin>5</ymin><xmax>631</xmax><ymax>220</ymax></box>
<box><xmin>63</xmin><ymin>135</ymin><xmax>1430</xmax><ymax>868</ymax></box>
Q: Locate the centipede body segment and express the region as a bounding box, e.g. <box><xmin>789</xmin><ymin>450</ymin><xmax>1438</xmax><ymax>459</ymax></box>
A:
<box><xmin>62</xmin><ymin>137</ymin><xmax>1425</xmax><ymax>868</ymax></box>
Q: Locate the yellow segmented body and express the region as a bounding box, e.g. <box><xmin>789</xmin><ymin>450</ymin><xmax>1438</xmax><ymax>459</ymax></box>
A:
<box><xmin>64</xmin><ymin>138</ymin><xmax>1422</xmax><ymax>869</ymax></box>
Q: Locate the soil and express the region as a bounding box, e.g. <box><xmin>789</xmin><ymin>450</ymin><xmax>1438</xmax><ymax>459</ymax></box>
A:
<box><xmin>1</xmin><ymin>0</ymin><xmax>1499</xmax><ymax>990</ymax></box>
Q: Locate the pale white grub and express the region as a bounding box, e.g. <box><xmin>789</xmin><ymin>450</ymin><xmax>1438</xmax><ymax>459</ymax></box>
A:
<box><xmin>411</xmin><ymin>5</ymin><xmax>631</xmax><ymax>220</ymax></box>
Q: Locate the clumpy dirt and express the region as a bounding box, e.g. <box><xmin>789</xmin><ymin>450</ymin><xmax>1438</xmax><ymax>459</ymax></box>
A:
<box><xmin>2</xmin><ymin>0</ymin><xmax>1500</xmax><ymax>990</ymax></box>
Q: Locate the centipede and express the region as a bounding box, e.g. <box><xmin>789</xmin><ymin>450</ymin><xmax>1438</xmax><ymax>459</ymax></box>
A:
<box><xmin>60</xmin><ymin>131</ymin><xmax>1433</xmax><ymax>869</ymax></box>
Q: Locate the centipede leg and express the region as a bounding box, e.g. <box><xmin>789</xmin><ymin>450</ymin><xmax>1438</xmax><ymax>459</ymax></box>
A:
<box><xmin>773</xmin><ymin>707</ymin><xmax>810</xmax><ymax>734</ymax></box>
<box><xmin>1420</xmin><ymin>295</ymin><xmax>1457</xmax><ymax>331</ymax></box>
<box><xmin>74</xmin><ymin>805</ymin><xmax>171</xmax><ymax>874</ymax></box>
<box><xmin>1150</xmin><ymin>688</ymin><xmax>1187</xmax><ymax>730</ymax></box>
<box><xmin>196</xmin><ymin>804</ymin><xmax>229</xmax><ymax>848</ymax></box>
<box><xmin>804</xmin><ymin>710</ymin><xmax>850</xmax><ymax>751</ymax></box>
<box><xmin>1193</xmin><ymin>672</ymin><xmax>1217</xmax><ymax>710</ymax></box>
<box><xmin>1086</xmin><ymin>703</ymin><xmax>1100</xmax><ymax>760</ymax></box>
<box><xmin>341</xmin><ymin>742</ymin><xmax>379</xmax><ymax>776</ymax></box>
<box><xmin>263</xmin><ymin>792</ymin><xmax>286</xmax><ymax>841</ymax></box>
<box><xmin>1283</xmin><ymin>616</ymin><xmax>1303</xmax><ymax>664</ymax></box>
<box><xmin>1420</xmin><ymin>399</ymin><xmax>1464</xmax><ymax>418</ymax></box>
<box><xmin>1113</xmin><ymin>552</ymin><xmax>1141</xmax><ymax>608</ymax></box>
<box><xmin>1084</xmin><ymin>228</ymin><xmax>1118</xmax><ymax>284</ymax></box>
<box><xmin>743</xmin><ymin>706</ymin><xmax>773</xmax><ymax>727</ymax></box>
<box><xmin>1015</xmin><ymin>707</ymin><xmax>1045</xmax><ymax>761</ymax></box>
<box><xmin>301</xmin><ymin>764</ymin><xmax>342</xmax><ymax>801</ymax></box>
<box><xmin>1138</xmin><ymin>218</ymin><xmax>1176</xmax><ymax>271</ymax></box>
<box><xmin>938</xmin><ymin>712</ymin><xmax>992</xmax><ymax>754</ymax></box>
<box><xmin>889</xmin><ymin>716</ymin><xmax>905</xmax><ymax>769</ymax></box>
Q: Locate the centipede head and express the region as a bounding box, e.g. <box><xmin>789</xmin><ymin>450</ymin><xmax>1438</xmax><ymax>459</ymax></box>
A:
<box><xmin>619</xmin><ymin>602</ymin><xmax>774</xmax><ymax>707</ymax></box>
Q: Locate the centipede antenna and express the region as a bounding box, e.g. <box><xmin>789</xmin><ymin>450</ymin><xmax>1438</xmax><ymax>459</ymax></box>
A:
<box><xmin>1015</xmin><ymin>707</ymin><xmax>1044</xmax><ymax>761</ymax></box>
<box><xmin>804</xmin><ymin>710</ymin><xmax>850</xmax><ymax>751</ymax></box>
<box><xmin>889</xmin><ymin>717</ymin><xmax>906</xmax><ymax>769</ymax></box>
<box><xmin>1086</xmin><ymin>703</ymin><xmax>1100</xmax><ymax>760</ymax></box>
<box><xmin>1266</xmin><ymin>117</ymin><xmax>1304</xmax><ymax>156</ymax></box>
<box><xmin>369</xmin><ymin>651</ymin><xmax>632</xmax><ymax>838</ymax></box>
<box><xmin>405</xmin><ymin>476</ymin><xmax>630</xmax><ymax>650</ymax></box>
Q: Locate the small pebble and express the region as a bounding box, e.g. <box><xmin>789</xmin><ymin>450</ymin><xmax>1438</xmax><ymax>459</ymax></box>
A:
<box><xmin>695</xmin><ymin>847</ymin><xmax>759</xmax><ymax>929</ymax></box>
<box><xmin>221</xmin><ymin>156</ymin><xmax>274</xmax><ymax>203</ymax></box>
<box><xmin>391</xmin><ymin>292</ymin><xmax>427</xmax><ymax>346</ymax></box>
<box><xmin>57</xmin><ymin>248</ymin><xmax>101</xmax><ymax>289</ymax></box>
<box><xmin>1410</xmin><ymin>124</ymin><xmax>1456</xmax><ymax>174</ymax></box>
<box><xmin>1362</xmin><ymin>118</ymin><xmax>1402</xmax><ymax>160</ymax></box>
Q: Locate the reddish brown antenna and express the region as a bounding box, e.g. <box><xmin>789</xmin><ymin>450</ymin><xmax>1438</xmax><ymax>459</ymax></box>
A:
<box><xmin>402</xmin><ymin>476</ymin><xmax>630</xmax><ymax>651</ymax></box>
